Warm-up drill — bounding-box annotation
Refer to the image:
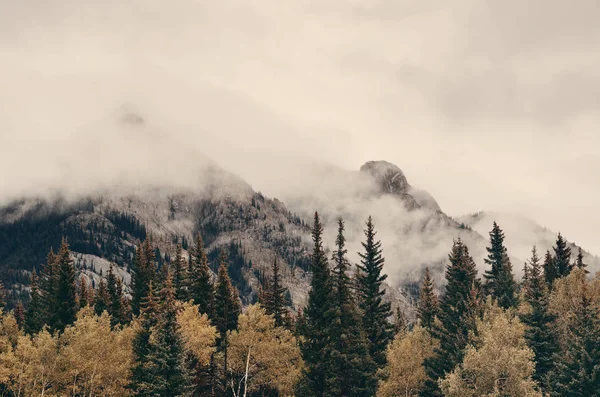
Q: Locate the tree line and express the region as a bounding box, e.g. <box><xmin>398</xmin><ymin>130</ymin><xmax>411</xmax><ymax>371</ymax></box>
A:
<box><xmin>0</xmin><ymin>214</ymin><xmax>598</xmax><ymax>396</ymax></box>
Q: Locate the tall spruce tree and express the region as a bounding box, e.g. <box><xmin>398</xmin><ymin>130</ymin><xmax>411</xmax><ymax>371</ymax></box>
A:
<box><xmin>94</xmin><ymin>279</ymin><xmax>111</xmax><ymax>317</ymax></box>
<box><xmin>543</xmin><ymin>250</ymin><xmax>558</xmax><ymax>288</ymax></box>
<box><xmin>356</xmin><ymin>216</ymin><xmax>393</xmax><ymax>369</ymax></box>
<box><xmin>0</xmin><ymin>281</ymin><xmax>5</xmax><ymax>313</ymax></box>
<box><xmin>417</xmin><ymin>267</ymin><xmax>439</xmax><ymax>330</ymax></box>
<box><xmin>213</xmin><ymin>250</ymin><xmax>241</xmax><ymax>337</ymax></box>
<box><xmin>40</xmin><ymin>248</ymin><xmax>59</xmax><ymax>327</ymax></box>
<box><xmin>189</xmin><ymin>234</ymin><xmax>214</xmax><ymax>317</ymax></box>
<box><xmin>13</xmin><ymin>301</ymin><xmax>25</xmax><ymax>328</ymax></box>
<box><xmin>421</xmin><ymin>239</ymin><xmax>481</xmax><ymax>397</ymax></box>
<box><xmin>172</xmin><ymin>243</ymin><xmax>190</xmax><ymax>302</ymax></box>
<box><xmin>296</xmin><ymin>212</ymin><xmax>333</xmax><ymax>397</ymax></box>
<box><xmin>263</xmin><ymin>257</ymin><xmax>288</xmax><ymax>328</ymax></box>
<box><xmin>78</xmin><ymin>276</ymin><xmax>92</xmax><ymax>308</ymax></box>
<box><xmin>551</xmin><ymin>281</ymin><xmax>600</xmax><ymax>396</ymax></box>
<box><xmin>107</xmin><ymin>265</ymin><xmax>126</xmax><ymax>326</ymax></box>
<box><xmin>54</xmin><ymin>239</ymin><xmax>78</xmax><ymax>332</ymax></box>
<box><xmin>553</xmin><ymin>233</ymin><xmax>572</xmax><ymax>279</ymax></box>
<box><xmin>575</xmin><ymin>247</ymin><xmax>589</xmax><ymax>273</ymax></box>
<box><xmin>131</xmin><ymin>239</ymin><xmax>159</xmax><ymax>316</ymax></box>
<box><xmin>324</xmin><ymin>218</ymin><xmax>377</xmax><ymax>396</ymax></box>
<box><xmin>521</xmin><ymin>246</ymin><xmax>558</xmax><ymax>391</ymax></box>
<box><xmin>129</xmin><ymin>283</ymin><xmax>161</xmax><ymax>396</ymax></box>
<box><xmin>144</xmin><ymin>276</ymin><xmax>192</xmax><ymax>396</ymax></box>
<box><xmin>25</xmin><ymin>270</ymin><xmax>45</xmax><ymax>334</ymax></box>
<box><xmin>482</xmin><ymin>222</ymin><xmax>518</xmax><ymax>309</ymax></box>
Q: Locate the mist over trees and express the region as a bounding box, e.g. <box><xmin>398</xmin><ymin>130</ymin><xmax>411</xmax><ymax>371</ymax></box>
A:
<box><xmin>0</xmin><ymin>216</ymin><xmax>598</xmax><ymax>396</ymax></box>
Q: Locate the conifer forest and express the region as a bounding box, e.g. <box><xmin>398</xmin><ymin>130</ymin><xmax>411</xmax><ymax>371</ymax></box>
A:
<box><xmin>0</xmin><ymin>212</ymin><xmax>598</xmax><ymax>396</ymax></box>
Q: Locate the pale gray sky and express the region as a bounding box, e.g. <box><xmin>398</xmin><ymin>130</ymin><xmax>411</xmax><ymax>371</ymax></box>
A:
<box><xmin>1</xmin><ymin>0</ymin><xmax>599</xmax><ymax>253</ymax></box>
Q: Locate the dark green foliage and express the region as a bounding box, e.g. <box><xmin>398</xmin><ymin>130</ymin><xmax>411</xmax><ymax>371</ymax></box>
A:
<box><xmin>94</xmin><ymin>279</ymin><xmax>110</xmax><ymax>317</ymax></box>
<box><xmin>172</xmin><ymin>243</ymin><xmax>190</xmax><ymax>302</ymax></box>
<box><xmin>25</xmin><ymin>271</ymin><xmax>45</xmax><ymax>334</ymax></box>
<box><xmin>296</xmin><ymin>212</ymin><xmax>332</xmax><ymax>397</ymax></box>
<box><xmin>78</xmin><ymin>276</ymin><xmax>92</xmax><ymax>308</ymax></box>
<box><xmin>189</xmin><ymin>235</ymin><xmax>214</xmax><ymax>316</ymax></box>
<box><xmin>263</xmin><ymin>258</ymin><xmax>289</xmax><ymax>328</ymax></box>
<box><xmin>551</xmin><ymin>282</ymin><xmax>600</xmax><ymax>396</ymax></box>
<box><xmin>131</xmin><ymin>239</ymin><xmax>158</xmax><ymax>316</ymax></box>
<box><xmin>421</xmin><ymin>239</ymin><xmax>481</xmax><ymax>397</ymax></box>
<box><xmin>129</xmin><ymin>283</ymin><xmax>161</xmax><ymax>396</ymax></box>
<box><xmin>13</xmin><ymin>301</ymin><xmax>25</xmax><ymax>328</ymax></box>
<box><xmin>417</xmin><ymin>267</ymin><xmax>439</xmax><ymax>330</ymax></box>
<box><xmin>54</xmin><ymin>239</ymin><xmax>78</xmax><ymax>332</ymax></box>
<box><xmin>144</xmin><ymin>277</ymin><xmax>192</xmax><ymax>396</ymax></box>
<box><xmin>521</xmin><ymin>246</ymin><xmax>558</xmax><ymax>390</ymax></box>
<box><xmin>575</xmin><ymin>247</ymin><xmax>589</xmax><ymax>273</ymax></box>
<box><xmin>544</xmin><ymin>250</ymin><xmax>558</xmax><ymax>288</ymax></box>
<box><xmin>324</xmin><ymin>218</ymin><xmax>377</xmax><ymax>396</ymax></box>
<box><xmin>107</xmin><ymin>265</ymin><xmax>127</xmax><ymax>326</ymax></box>
<box><xmin>40</xmin><ymin>248</ymin><xmax>59</xmax><ymax>328</ymax></box>
<box><xmin>394</xmin><ymin>306</ymin><xmax>407</xmax><ymax>335</ymax></box>
<box><xmin>355</xmin><ymin>216</ymin><xmax>393</xmax><ymax>369</ymax></box>
<box><xmin>553</xmin><ymin>233</ymin><xmax>572</xmax><ymax>279</ymax></box>
<box><xmin>0</xmin><ymin>280</ymin><xmax>5</xmax><ymax>312</ymax></box>
<box><xmin>483</xmin><ymin>222</ymin><xmax>518</xmax><ymax>309</ymax></box>
<box><xmin>213</xmin><ymin>250</ymin><xmax>241</xmax><ymax>338</ymax></box>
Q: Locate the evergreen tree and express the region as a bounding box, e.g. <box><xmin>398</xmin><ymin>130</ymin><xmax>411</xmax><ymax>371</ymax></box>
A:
<box><xmin>129</xmin><ymin>283</ymin><xmax>161</xmax><ymax>396</ymax></box>
<box><xmin>144</xmin><ymin>276</ymin><xmax>192</xmax><ymax>396</ymax></box>
<box><xmin>553</xmin><ymin>233</ymin><xmax>572</xmax><ymax>279</ymax></box>
<box><xmin>417</xmin><ymin>267</ymin><xmax>439</xmax><ymax>330</ymax></box>
<box><xmin>13</xmin><ymin>301</ymin><xmax>25</xmax><ymax>328</ymax></box>
<box><xmin>189</xmin><ymin>234</ymin><xmax>214</xmax><ymax>317</ymax></box>
<box><xmin>483</xmin><ymin>222</ymin><xmax>518</xmax><ymax>309</ymax></box>
<box><xmin>94</xmin><ymin>279</ymin><xmax>111</xmax><ymax>317</ymax></box>
<box><xmin>521</xmin><ymin>246</ymin><xmax>558</xmax><ymax>392</ymax></box>
<box><xmin>131</xmin><ymin>239</ymin><xmax>158</xmax><ymax>316</ymax></box>
<box><xmin>172</xmin><ymin>243</ymin><xmax>190</xmax><ymax>302</ymax></box>
<box><xmin>575</xmin><ymin>247</ymin><xmax>589</xmax><ymax>273</ymax></box>
<box><xmin>355</xmin><ymin>216</ymin><xmax>393</xmax><ymax>369</ymax></box>
<box><xmin>78</xmin><ymin>276</ymin><xmax>92</xmax><ymax>308</ymax></box>
<box><xmin>25</xmin><ymin>270</ymin><xmax>45</xmax><ymax>334</ymax></box>
<box><xmin>263</xmin><ymin>257</ymin><xmax>288</xmax><ymax>328</ymax></box>
<box><xmin>296</xmin><ymin>212</ymin><xmax>333</xmax><ymax>397</ymax></box>
<box><xmin>421</xmin><ymin>239</ymin><xmax>481</xmax><ymax>397</ymax></box>
<box><xmin>213</xmin><ymin>250</ymin><xmax>241</xmax><ymax>337</ymax></box>
<box><xmin>107</xmin><ymin>265</ymin><xmax>125</xmax><ymax>326</ymax></box>
<box><xmin>324</xmin><ymin>218</ymin><xmax>377</xmax><ymax>396</ymax></box>
<box><xmin>393</xmin><ymin>306</ymin><xmax>406</xmax><ymax>335</ymax></box>
<box><xmin>40</xmin><ymin>248</ymin><xmax>59</xmax><ymax>327</ymax></box>
<box><xmin>544</xmin><ymin>250</ymin><xmax>558</xmax><ymax>288</ymax></box>
<box><xmin>0</xmin><ymin>281</ymin><xmax>5</xmax><ymax>312</ymax></box>
<box><xmin>551</xmin><ymin>282</ymin><xmax>600</xmax><ymax>396</ymax></box>
<box><xmin>54</xmin><ymin>239</ymin><xmax>78</xmax><ymax>331</ymax></box>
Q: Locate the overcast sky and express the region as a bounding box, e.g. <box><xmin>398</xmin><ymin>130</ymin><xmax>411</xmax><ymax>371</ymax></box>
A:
<box><xmin>1</xmin><ymin>0</ymin><xmax>599</xmax><ymax>254</ymax></box>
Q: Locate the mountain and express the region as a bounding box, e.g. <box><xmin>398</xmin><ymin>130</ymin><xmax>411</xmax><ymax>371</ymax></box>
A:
<box><xmin>0</xmin><ymin>160</ymin><xmax>596</xmax><ymax>314</ymax></box>
<box><xmin>456</xmin><ymin>211</ymin><xmax>600</xmax><ymax>274</ymax></box>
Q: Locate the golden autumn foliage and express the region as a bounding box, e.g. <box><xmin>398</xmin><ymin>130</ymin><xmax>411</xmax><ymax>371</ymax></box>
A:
<box><xmin>58</xmin><ymin>307</ymin><xmax>134</xmax><ymax>396</ymax></box>
<box><xmin>549</xmin><ymin>267</ymin><xmax>600</xmax><ymax>350</ymax></box>
<box><xmin>377</xmin><ymin>325</ymin><xmax>437</xmax><ymax>397</ymax></box>
<box><xmin>226</xmin><ymin>304</ymin><xmax>303</xmax><ymax>396</ymax></box>
<box><xmin>440</xmin><ymin>302</ymin><xmax>541</xmax><ymax>397</ymax></box>
<box><xmin>177</xmin><ymin>301</ymin><xmax>217</xmax><ymax>366</ymax></box>
<box><xmin>0</xmin><ymin>308</ymin><xmax>134</xmax><ymax>396</ymax></box>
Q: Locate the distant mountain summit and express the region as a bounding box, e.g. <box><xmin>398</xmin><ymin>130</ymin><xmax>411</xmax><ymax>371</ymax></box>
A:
<box><xmin>359</xmin><ymin>160</ymin><xmax>441</xmax><ymax>212</ymax></box>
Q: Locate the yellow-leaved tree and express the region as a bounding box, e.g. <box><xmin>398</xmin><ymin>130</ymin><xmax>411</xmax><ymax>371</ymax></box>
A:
<box><xmin>377</xmin><ymin>325</ymin><xmax>437</xmax><ymax>397</ymax></box>
<box><xmin>177</xmin><ymin>301</ymin><xmax>218</xmax><ymax>367</ymax></box>
<box><xmin>440</xmin><ymin>302</ymin><xmax>541</xmax><ymax>397</ymax></box>
<box><xmin>58</xmin><ymin>307</ymin><xmax>134</xmax><ymax>396</ymax></box>
<box><xmin>226</xmin><ymin>304</ymin><xmax>303</xmax><ymax>397</ymax></box>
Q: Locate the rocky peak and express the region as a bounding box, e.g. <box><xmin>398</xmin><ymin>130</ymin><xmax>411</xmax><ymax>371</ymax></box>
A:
<box><xmin>360</xmin><ymin>160</ymin><xmax>410</xmax><ymax>194</ymax></box>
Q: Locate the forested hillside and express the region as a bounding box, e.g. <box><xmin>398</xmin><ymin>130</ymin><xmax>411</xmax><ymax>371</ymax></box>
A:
<box><xmin>0</xmin><ymin>213</ymin><xmax>598</xmax><ymax>396</ymax></box>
